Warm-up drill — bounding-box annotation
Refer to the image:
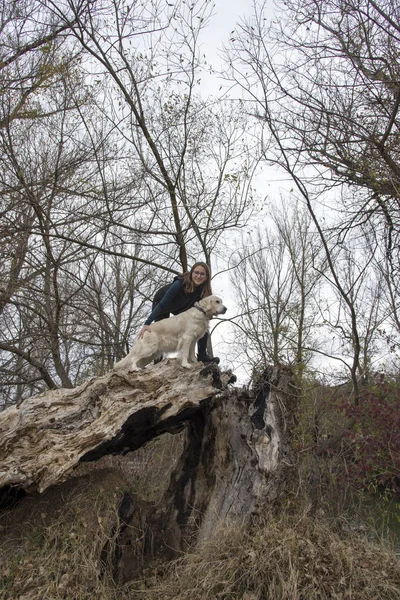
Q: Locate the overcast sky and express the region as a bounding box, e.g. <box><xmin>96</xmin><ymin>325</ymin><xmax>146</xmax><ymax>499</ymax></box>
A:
<box><xmin>197</xmin><ymin>1</ymin><xmax>275</xmax><ymax>94</ymax></box>
<box><xmin>203</xmin><ymin>0</ymin><xmax>275</xmax><ymax>60</ymax></box>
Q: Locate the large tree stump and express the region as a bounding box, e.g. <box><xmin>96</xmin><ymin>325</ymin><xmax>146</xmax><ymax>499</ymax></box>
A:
<box><xmin>147</xmin><ymin>365</ymin><xmax>299</xmax><ymax>554</ymax></box>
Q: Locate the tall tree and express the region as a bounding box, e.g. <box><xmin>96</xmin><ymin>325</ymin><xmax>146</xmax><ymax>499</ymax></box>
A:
<box><xmin>226</xmin><ymin>0</ymin><xmax>400</xmax><ymax>304</ymax></box>
<box><xmin>0</xmin><ymin>0</ymin><xmax>257</xmax><ymax>400</ymax></box>
<box><xmin>41</xmin><ymin>0</ymin><xmax>255</xmax><ymax>272</ymax></box>
<box><xmin>230</xmin><ymin>200</ymin><xmax>324</xmax><ymax>373</ymax></box>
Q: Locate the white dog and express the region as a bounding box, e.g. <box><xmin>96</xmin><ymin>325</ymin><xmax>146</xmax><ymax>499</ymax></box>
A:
<box><xmin>114</xmin><ymin>295</ymin><xmax>227</xmax><ymax>371</ymax></box>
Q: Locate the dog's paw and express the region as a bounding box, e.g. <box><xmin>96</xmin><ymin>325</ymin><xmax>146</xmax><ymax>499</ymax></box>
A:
<box><xmin>181</xmin><ymin>362</ymin><xmax>192</xmax><ymax>369</ymax></box>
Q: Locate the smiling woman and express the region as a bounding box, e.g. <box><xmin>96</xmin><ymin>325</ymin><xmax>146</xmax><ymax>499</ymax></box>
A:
<box><xmin>137</xmin><ymin>262</ymin><xmax>220</xmax><ymax>364</ymax></box>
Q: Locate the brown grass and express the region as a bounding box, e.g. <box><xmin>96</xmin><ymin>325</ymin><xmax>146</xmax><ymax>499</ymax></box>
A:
<box><xmin>132</xmin><ymin>511</ymin><xmax>400</xmax><ymax>600</ymax></box>
<box><xmin>0</xmin><ymin>469</ymin><xmax>127</xmax><ymax>600</ymax></box>
<box><xmin>0</xmin><ymin>433</ymin><xmax>183</xmax><ymax>600</ymax></box>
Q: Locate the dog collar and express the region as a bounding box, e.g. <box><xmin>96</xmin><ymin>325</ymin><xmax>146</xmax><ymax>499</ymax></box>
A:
<box><xmin>194</xmin><ymin>304</ymin><xmax>207</xmax><ymax>316</ymax></box>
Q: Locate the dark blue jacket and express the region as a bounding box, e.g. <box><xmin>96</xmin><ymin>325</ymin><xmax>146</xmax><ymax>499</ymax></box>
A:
<box><xmin>144</xmin><ymin>278</ymin><xmax>205</xmax><ymax>325</ymax></box>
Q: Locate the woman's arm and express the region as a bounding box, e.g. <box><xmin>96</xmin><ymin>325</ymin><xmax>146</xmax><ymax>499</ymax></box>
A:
<box><xmin>143</xmin><ymin>280</ymin><xmax>182</xmax><ymax>325</ymax></box>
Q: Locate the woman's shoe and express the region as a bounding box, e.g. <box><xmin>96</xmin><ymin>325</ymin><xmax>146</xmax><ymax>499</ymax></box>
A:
<box><xmin>197</xmin><ymin>354</ymin><xmax>220</xmax><ymax>365</ymax></box>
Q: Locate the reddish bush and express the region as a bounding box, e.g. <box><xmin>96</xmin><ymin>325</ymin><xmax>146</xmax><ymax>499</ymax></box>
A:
<box><xmin>337</xmin><ymin>375</ymin><xmax>400</xmax><ymax>494</ymax></box>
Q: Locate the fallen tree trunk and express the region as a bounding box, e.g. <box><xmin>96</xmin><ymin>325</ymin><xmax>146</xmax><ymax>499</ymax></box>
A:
<box><xmin>0</xmin><ymin>360</ymin><xmax>233</xmax><ymax>494</ymax></box>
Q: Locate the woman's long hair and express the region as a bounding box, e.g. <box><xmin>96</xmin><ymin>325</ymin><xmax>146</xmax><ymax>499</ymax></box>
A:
<box><xmin>182</xmin><ymin>262</ymin><xmax>212</xmax><ymax>298</ymax></box>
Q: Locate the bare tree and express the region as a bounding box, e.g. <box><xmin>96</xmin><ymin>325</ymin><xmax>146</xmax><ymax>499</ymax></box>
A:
<box><xmin>226</xmin><ymin>0</ymin><xmax>400</xmax><ymax>316</ymax></box>
<box><xmin>318</xmin><ymin>233</ymin><xmax>387</xmax><ymax>386</ymax></box>
<box><xmin>0</xmin><ymin>0</ymin><xmax>83</xmax><ymax>128</ymax></box>
<box><xmin>230</xmin><ymin>199</ymin><xmax>324</xmax><ymax>373</ymax></box>
<box><xmin>0</xmin><ymin>53</ymin><xmax>152</xmax><ymax>400</ymax></box>
<box><xmin>0</xmin><ymin>0</ymin><xmax>258</xmax><ymax>400</ymax></box>
<box><xmin>0</xmin><ymin>225</ymin><xmax>155</xmax><ymax>404</ymax></box>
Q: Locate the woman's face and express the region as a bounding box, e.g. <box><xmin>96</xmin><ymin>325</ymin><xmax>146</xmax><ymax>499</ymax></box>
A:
<box><xmin>191</xmin><ymin>265</ymin><xmax>208</xmax><ymax>286</ymax></box>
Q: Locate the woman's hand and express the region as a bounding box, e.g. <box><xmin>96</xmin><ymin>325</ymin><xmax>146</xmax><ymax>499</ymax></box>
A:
<box><xmin>137</xmin><ymin>325</ymin><xmax>151</xmax><ymax>339</ymax></box>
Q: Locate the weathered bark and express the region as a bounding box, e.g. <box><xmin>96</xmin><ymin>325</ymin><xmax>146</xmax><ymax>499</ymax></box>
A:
<box><xmin>0</xmin><ymin>360</ymin><xmax>232</xmax><ymax>494</ymax></box>
<box><xmin>146</xmin><ymin>365</ymin><xmax>299</xmax><ymax>555</ymax></box>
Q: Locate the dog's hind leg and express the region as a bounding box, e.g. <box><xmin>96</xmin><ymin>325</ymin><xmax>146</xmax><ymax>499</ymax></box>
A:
<box><xmin>133</xmin><ymin>335</ymin><xmax>161</xmax><ymax>369</ymax></box>
<box><xmin>114</xmin><ymin>355</ymin><xmax>132</xmax><ymax>371</ymax></box>
<box><xmin>135</xmin><ymin>347</ymin><xmax>160</xmax><ymax>369</ymax></box>
<box><xmin>136</xmin><ymin>355</ymin><xmax>157</xmax><ymax>369</ymax></box>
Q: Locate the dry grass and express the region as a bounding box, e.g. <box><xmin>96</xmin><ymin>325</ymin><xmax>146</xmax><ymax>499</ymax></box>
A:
<box><xmin>5</xmin><ymin>495</ymin><xmax>400</xmax><ymax>600</ymax></box>
<box><xmin>1</xmin><ymin>496</ymin><xmax>400</xmax><ymax>600</ymax></box>
<box><xmin>132</xmin><ymin>511</ymin><xmax>400</xmax><ymax>600</ymax></box>
<box><xmin>0</xmin><ymin>469</ymin><xmax>127</xmax><ymax>600</ymax></box>
<box><xmin>0</xmin><ymin>434</ymin><xmax>183</xmax><ymax>600</ymax></box>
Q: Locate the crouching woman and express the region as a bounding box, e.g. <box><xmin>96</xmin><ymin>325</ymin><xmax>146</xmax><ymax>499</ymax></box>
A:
<box><xmin>137</xmin><ymin>262</ymin><xmax>220</xmax><ymax>364</ymax></box>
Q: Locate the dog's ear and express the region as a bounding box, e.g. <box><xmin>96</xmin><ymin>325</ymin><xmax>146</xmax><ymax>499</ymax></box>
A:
<box><xmin>204</xmin><ymin>296</ymin><xmax>213</xmax><ymax>309</ymax></box>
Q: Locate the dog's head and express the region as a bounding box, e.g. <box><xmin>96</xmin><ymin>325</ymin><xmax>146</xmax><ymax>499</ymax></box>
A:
<box><xmin>197</xmin><ymin>295</ymin><xmax>227</xmax><ymax>318</ymax></box>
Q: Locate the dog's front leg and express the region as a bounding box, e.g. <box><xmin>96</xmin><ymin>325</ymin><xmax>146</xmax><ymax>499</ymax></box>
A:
<box><xmin>188</xmin><ymin>341</ymin><xmax>197</xmax><ymax>364</ymax></box>
<box><xmin>178</xmin><ymin>337</ymin><xmax>193</xmax><ymax>369</ymax></box>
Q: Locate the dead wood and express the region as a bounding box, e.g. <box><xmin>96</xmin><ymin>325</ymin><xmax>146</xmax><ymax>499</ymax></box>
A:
<box><xmin>146</xmin><ymin>364</ymin><xmax>299</xmax><ymax>555</ymax></box>
<box><xmin>0</xmin><ymin>360</ymin><xmax>233</xmax><ymax>494</ymax></box>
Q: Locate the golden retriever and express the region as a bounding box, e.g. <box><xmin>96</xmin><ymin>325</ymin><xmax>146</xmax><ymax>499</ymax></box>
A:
<box><xmin>114</xmin><ymin>295</ymin><xmax>227</xmax><ymax>370</ymax></box>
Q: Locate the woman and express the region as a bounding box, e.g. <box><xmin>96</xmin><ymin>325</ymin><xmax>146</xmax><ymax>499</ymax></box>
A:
<box><xmin>138</xmin><ymin>262</ymin><xmax>220</xmax><ymax>364</ymax></box>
